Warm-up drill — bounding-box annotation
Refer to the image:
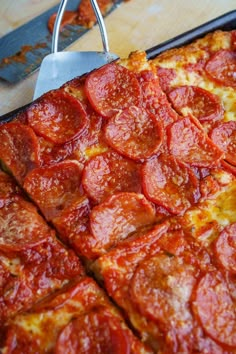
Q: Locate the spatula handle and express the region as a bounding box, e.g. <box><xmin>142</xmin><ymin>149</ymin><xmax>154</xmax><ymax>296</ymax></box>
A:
<box><xmin>90</xmin><ymin>0</ymin><xmax>109</xmax><ymax>53</ymax></box>
<box><xmin>51</xmin><ymin>0</ymin><xmax>109</xmax><ymax>54</ymax></box>
<box><xmin>51</xmin><ymin>0</ymin><xmax>68</xmax><ymax>53</ymax></box>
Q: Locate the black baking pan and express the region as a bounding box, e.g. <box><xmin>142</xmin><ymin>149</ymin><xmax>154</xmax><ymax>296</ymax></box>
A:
<box><xmin>146</xmin><ymin>9</ymin><xmax>236</xmax><ymax>59</ymax></box>
<box><xmin>1</xmin><ymin>9</ymin><xmax>236</xmax><ymax>124</ymax></box>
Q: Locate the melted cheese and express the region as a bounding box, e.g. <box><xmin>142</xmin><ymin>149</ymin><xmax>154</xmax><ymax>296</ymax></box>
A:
<box><xmin>168</xmin><ymin>68</ymin><xmax>236</xmax><ymax>123</ymax></box>
<box><xmin>152</xmin><ymin>30</ymin><xmax>236</xmax><ymax>123</ymax></box>
<box><xmin>183</xmin><ymin>178</ymin><xmax>236</xmax><ymax>246</ymax></box>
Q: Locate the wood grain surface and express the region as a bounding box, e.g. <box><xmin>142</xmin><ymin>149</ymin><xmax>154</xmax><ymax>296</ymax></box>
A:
<box><xmin>0</xmin><ymin>0</ymin><xmax>235</xmax><ymax>115</ymax></box>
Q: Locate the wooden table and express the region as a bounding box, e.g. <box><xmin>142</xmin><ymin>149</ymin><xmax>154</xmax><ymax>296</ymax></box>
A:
<box><xmin>0</xmin><ymin>0</ymin><xmax>235</xmax><ymax>115</ymax></box>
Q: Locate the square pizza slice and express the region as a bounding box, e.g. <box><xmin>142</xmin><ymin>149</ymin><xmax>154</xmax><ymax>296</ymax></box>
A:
<box><xmin>0</xmin><ymin>170</ymin><xmax>85</xmax><ymax>324</ymax></box>
<box><xmin>1</xmin><ymin>276</ymin><xmax>153</xmax><ymax>354</ymax></box>
<box><xmin>93</xmin><ymin>179</ymin><xmax>236</xmax><ymax>353</ymax></box>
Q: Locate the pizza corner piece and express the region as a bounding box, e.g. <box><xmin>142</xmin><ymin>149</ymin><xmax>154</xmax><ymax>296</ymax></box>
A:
<box><xmin>1</xmin><ymin>276</ymin><xmax>151</xmax><ymax>353</ymax></box>
<box><xmin>0</xmin><ymin>29</ymin><xmax>236</xmax><ymax>353</ymax></box>
<box><xmin>0</xmin><ymin>169</ymin><xmax>85</xmax><ymax>321</ymax></box>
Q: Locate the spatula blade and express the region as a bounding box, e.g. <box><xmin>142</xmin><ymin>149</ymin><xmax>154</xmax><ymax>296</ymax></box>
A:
<box><xmin>33</xmin><ymin>51</ymin><xmax>118</xmax><ymax>99</ymax></box>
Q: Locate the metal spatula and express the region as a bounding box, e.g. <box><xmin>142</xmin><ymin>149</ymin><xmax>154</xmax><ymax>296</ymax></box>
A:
<box><xmin>33</xmin><ymin>0</ymin><xmax>118</xmax><ymax>100</ymax></box>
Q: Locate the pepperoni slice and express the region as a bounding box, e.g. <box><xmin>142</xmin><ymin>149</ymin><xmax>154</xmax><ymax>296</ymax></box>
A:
<box><xmin>82</xmin><ymin>151</ymin><xmax>141</xmax><ymax>203</ymax></box>
<box><xmin>138</xmin><ymin>70</ymin><xmax>178</xmax><ymax>127</ymax></box>
<box><xmin>0</xmin><ymin>261</ymin><xmax>6</xmax><ymax>283</ymax></box>
<box><xmin>209</xmin><ymin>121</ymin><xmax>236</xmax><ymax>166</ymax></box>
<box><xmin>156</xmin><ymin>66</ymin><xmax>177</xmax><ymax>92</ymax></box>
<box><xmin>193</xmin><ymin>323</ymin><xmax>232</xmax><ymax>354</ymax></box>
<box><xmin>221</xmin><ymin>160</ymin><xmax>236</xmax><ymax>176</ymax></box>
<box><xmin>0</xmin><ymin>122</ymin><xmax>40</xmax><ymax>184</ymax></box>
<box><xmin>214</xmin><ymin>223</ymin><xmax>236</xmax><ymax>274</ymax></box>
<box><xmin>167</xmin><ymin>115</ymin><xmax>223</xmax><ymax>167</ymax></box>
<box><xmin>130</xmin><ymin>254</ymin><xmax>196</xmax><ymax>344</ymax></box>
<box><xmin>23</xmin><ymin>160</ymin><xmax>83</xmax><ymax>220</ymax></box>
<box><xmin>38</xmin><ymin>136</ymin><xmax>75</xmax><ymax>166</ymax></box>
<box><xmin>0</xmin><ymin>172</ymin><xmax>18</xmax><ymax>199</ymax></box>
<box><xmin>21</xmin><ymin>238</ymin><xmax>84</xmax><ymax>286</ymax></box>
<box><xmin>55</xmin><ymin>307</ymin><xmax>131</xmax><ymax>354</ymax></box>
<box><xmin>85</xmin><ymin>63</ymin><xmax>142</xmax><ymax>118</ymax></box>
<box><xmin>0</xmin><ymin>197</ymin><xmax>51</xmax><ymax>252</ymax></box>
<box><xmin>105</xmin><ymin>106</ymin><xmax>163</xmax><ymax>161</ymax></box>
<box><xmin>30</xmin><ymin>277</ymin><xmax>99</xmax><ymax>314</ymax></box>
<box><xmin>142</xmin><ymin>154</ymin><xmax>200</xmax><ymax>214</ymax></box>
<box><xmin>205</xmin><ymin>50</ymin><xmax>236</xmax><ymax>87</ymax></box>
<box><xmin>2</xmin><ymin>325</ymin><xmax>37</xmax><ymax>354</ymax></box>
<box><xmin>137</xmin><ymin>70</ymin><xmax>164</xmax><ymax>109</ymax></box>
<box><xmin>167</xmin><ymin>85</ymin><xmax>224</xmax><ymax>123</ymax></box>
<box><xmin>232</xmin><ymin>30</ymin><xmax>236</xmax><ymax>50</ymax></box>
<box><xmin>199</xmin><ymin>174</ymin><xmax>220</xmax><ymax>201</ymax></box>
<box><xmin>52</xmin><ymin>196</ymin><xmax>91</xmax><ymax>246</ymax></box>
<box><xmin>27</xmin><ymin>91</ymin><xmax>88</xmax><ymax>144</ymax></box>
<box><xmin>0</xmin><ymin>171</ymin><xmax>21</xmax><ymax>208</ymax></box>
<box><xmin>89</xmin><ymin>192</ymin><xmax>156</xmax><ymax>253</ymax></box>
<box><xmin>193</xmin><ymin>271</ymin><xmax>236</xmax><ymax>347</ymax></box>
<box><xmin>39</xmin><ymin>111</ymin><xmax>103</xmax><ymax>165</ymax></box>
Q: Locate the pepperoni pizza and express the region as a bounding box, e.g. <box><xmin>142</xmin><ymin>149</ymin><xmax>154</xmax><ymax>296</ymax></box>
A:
<box><xmin>0</xmin><ymin>29</ymin><xmax>236</xmax><ymax>353</ymax></box>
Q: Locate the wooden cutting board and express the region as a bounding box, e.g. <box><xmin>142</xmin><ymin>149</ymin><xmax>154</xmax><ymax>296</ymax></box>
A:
<box><xmin>0</xmin><ymin>0</ymin><xmax>235</xmax><ymax>115</ymax></box>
